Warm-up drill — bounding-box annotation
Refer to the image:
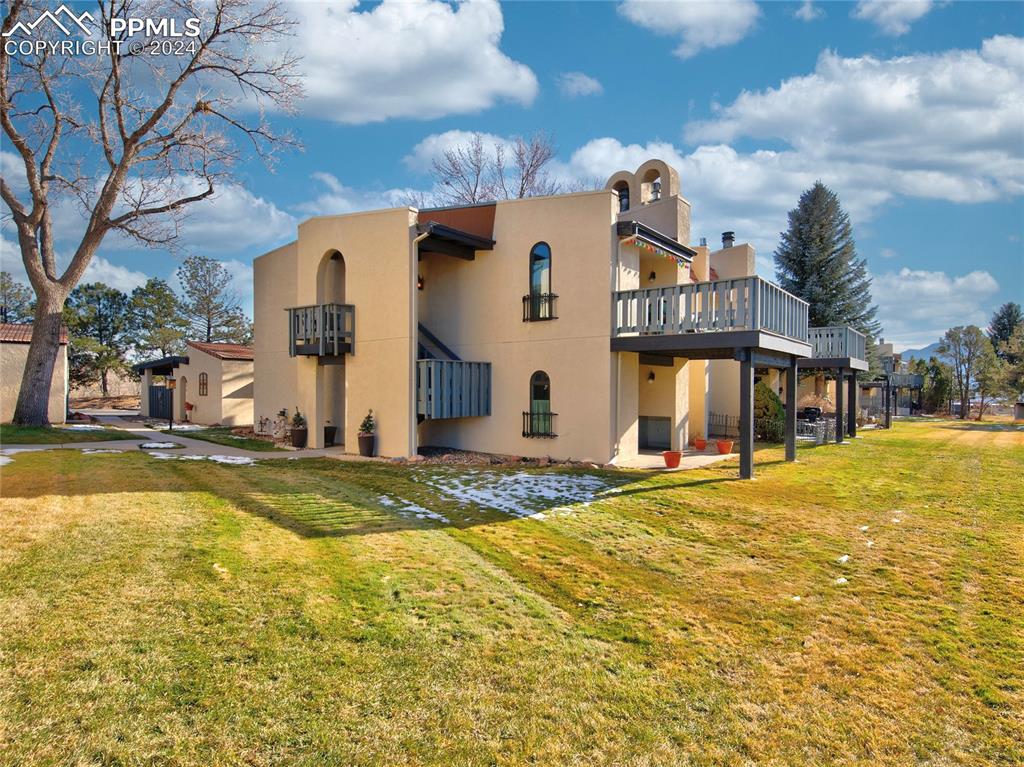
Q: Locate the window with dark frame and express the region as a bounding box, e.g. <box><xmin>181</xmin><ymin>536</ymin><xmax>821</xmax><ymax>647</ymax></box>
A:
<box><xmin>199</xmin><ymin>372</ymin><xmax>208</xmax><ymax>396</ymax></box>
<box><xmin>523</xmin><ymin>242</ymin><xmax>557</xmax><ymax>321</ymax></box>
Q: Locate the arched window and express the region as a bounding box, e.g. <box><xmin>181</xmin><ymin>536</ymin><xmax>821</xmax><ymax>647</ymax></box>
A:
<box><xmin>523</xmin><ymin>370</ymin><xmax>555</xmax><ymax>437</ymax></box>
<box><xmin>524</xmin><ymin>242</ymin><xmax>556</xmax><ymax>321</ymax></box>
<box><xmin>613</xmin><ymin>181</ymin><xmax>630</xmax><ymax>212</ymax></box>
<box><xmin>199</xmin><ymin>372</ymin><xmax>208</xmax><ymax>396</ymax></box>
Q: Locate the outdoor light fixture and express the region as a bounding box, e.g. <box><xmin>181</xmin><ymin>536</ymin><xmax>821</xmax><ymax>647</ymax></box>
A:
<box><xmin>165</xmin><ymin>376</ymin><xmax>176</xmax><ymax>431</ymax></box>
<box><xmin>417</xmin><ymin>275</ymin><xmax>424</xmax><ymax>290</ymax></box>
<box><xmin>648</xmin><ymin>270</ymin><xmax>657</xmax><ymax>282</ymax></box>
<box><xmin>647</xmin><ymin>371</ymin><xmax>656</xmax><ymax>384</ymax></box>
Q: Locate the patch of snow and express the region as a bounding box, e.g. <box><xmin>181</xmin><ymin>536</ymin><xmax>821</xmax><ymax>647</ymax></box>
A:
<box><xmin>837</xmin><ymin>554</ymin><xmax>850</xmax><ymax>564</ymax></box>
<box><xmin>378</xmin><ymin>494</ymin><xmax>450</xmax><ymax>524</ymax></box>
<box><xmin>59</xmin><ymin>424</ymin><xmax>105</xmax><ymax>431</ymax></box>
<box><xmin>866</xmin><ymin>540</ymin><xmax>875</xmax><ymax>548</ymax></box>
<box><xmin>0</xmin><ymin>455</ymin><xmax>11</xmax><ymax>467</ymax></box>
<box><xmin>835</xmin><ymin>577</ymin><xmax>848</xmax><ymax>585</ymax></box>
<box><xmin>416</xmin><ymin>469</ymin><xmax>615</xmax><ymax>519</ymax></box>
<box><xmin>140</xmin><ymin>442</ymin><xmax>178</xmax><ymax>449</ymax></box>
<box><xmin>859</xmin><ymin>525</ymin><xmax>870</xmax><ymax>532</ymax></box>
<box><xmin>80</xmin><ymin>449</ymin><xmax>122</xmax><ymax>455</ymax></box>
<box><xmin>164</xmin><ymin>424</ymin><xmax>207</xmax><ymax>431</ymax></box>
<box><xmin>892</xmin><ymin>517</ymin><xmax>901</xmax><ymax>523</ymax></box>
<box><xmin>144</xmin><ymin>452</ymin><xmax>255</xmax><ymax>466</ymax></box>
<box><xmin>791</xmin><ymin>596</ymin><xmax>802</xmax><ymax>602</ymax></box>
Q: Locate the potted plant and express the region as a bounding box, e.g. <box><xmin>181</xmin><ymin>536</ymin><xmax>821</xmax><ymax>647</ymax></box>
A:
<box><xmin>358</xmin><ymin>410</ymin><xmax>376</xmax><ymax>457</ymax></box>
<box><xmin>661</xmin><ymin>450</ymin><xmax>682</xmax><ymax>469</ymax></box>
<box><xmin>694</xmin><ymin>436</ymin><xmax>707</xmax><ymax>451</ymax></box>
<box><xmin>184</xmin><ymin>401</ymin><xmax>194</xmax><ymax>412</ymax></box>
<box><xmin>291</xmin><ymin>407</ymin><xmax>308</xmax><ymax>448</ymax></box>
<box><xmin>324</xmin><ymin>419</ymin><xmax>338</xmax><ymax>447</ymax></box>
<box><xmin>716</xmin><ymin>439</ymin><xmax>733</xmax><ymax>454</ymax></box>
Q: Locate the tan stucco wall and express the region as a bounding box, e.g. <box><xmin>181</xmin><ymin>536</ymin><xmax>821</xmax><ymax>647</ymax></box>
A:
<box><xmin>254</xmin><ymin>241</ymin><xmax>301</xmax><ymax>432</ymax></box>
<box><xmin>417</xmin><ymin>191</ymin><xmax>619</xmax><ymax>463</ymax></box>
<box><xmin>1</xmin><ymin>341</ymin><xmax>67</xmax><ymax>423</ymax></box>
<box><xmin>172</xmin><ymin>348</ymin><xmax>254</xmax><ymax>426</ymax></box>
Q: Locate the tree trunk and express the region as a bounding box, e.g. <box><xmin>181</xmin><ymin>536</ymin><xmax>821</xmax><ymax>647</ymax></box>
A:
<box><xmin>101</xmin><ymin>369</ymin><xmax>109</xmax><ymax>397</ymax></box>
<box><xmin>12</xmin><ymin>288</ymin><xmax>68</xmax><ymax>426</ymax></box>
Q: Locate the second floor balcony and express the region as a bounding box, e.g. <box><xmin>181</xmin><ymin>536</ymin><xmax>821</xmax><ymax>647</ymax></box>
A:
<box><xmin>808</xmin><ymin>325</ymin><xmax>867</xmax><ymax>365</ymax></box>
<box><xmin>287</xmin><ymin>303</ymin><xmax>355</xmax><ymax>358</ymax></box>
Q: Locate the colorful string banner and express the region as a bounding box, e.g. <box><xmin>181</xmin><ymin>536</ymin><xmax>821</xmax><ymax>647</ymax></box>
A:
<box><xmin>621</xmin><ymin>235</ymin><xmax>690</xmax><ymax>268</ymax></box>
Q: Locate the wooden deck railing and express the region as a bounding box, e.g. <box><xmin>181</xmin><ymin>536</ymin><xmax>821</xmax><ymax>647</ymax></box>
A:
<box><xmin>613</xmin><ymin>276</ymin><xmax>809</xmax><ymax>342</ymax></box>
<box><xmin>417</xmin><ymin>359</ymin><xmax>491</xmax><ymax>420</ymax></box>
<box><xmin>808</xmin><ymin>326</ymin><xmax>866</xmax><ymax>362</ymax></box>
<box><xmin>287</xmin><ymin>303</ymin><xmax>355</xmax><ymax>357</ymax></box>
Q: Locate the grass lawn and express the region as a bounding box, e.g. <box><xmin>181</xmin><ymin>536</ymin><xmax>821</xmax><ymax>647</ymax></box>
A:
<box><xmin>1</xmin><ymin>419</ymin><xmax>1021</xmax><ymax>765</ymax></box>
<box><xmin>159</xmin><ymin>426</ymin><xmax>285</xmax><ymax>452</ymax></box>
<box><xmin>0</xmin><ymin>423</ymin><xmax>140</xmax><ymax>444</ymax></box>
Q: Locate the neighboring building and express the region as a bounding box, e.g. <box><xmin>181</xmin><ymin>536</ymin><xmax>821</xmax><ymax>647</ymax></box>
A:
<box><xmin>0</xmin><ymin>322</ymin><xmax>68</xmax><ymax>424</ymax></box>
<box><xmin>252</xmin><ymin>159</ymin><xmax>840</xmax><ymax>478</ymax></box>
<box><xmin>135</xmin><ymin>341</ymin><xmax>254</xmax><ymax>426</ymax></box>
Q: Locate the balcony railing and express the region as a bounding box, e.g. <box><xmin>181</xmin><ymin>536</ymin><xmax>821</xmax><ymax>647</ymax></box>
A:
<box><xmin>287</xmin><ymin>303</ymin><xmax>355</xmax><ymax>357</ymax></box>
<box><xmin>808</xmin><ymin>326</ymin><xmax>866</xmax><ymax>362</ymax></box>
<box><xmin>523</xmin><ymin>293</ymin><xmax>558</xmax><ymax>322</ymax></box>
<box><xmin>613</xmin><ymin>276</ymin><xmax>809</xmax><ymax>342</ymax></box>
<box><xmin>522</xmin><ymin>410</ymin><xmax>557</xmax><ymax>438</ymax></box>
<box><xmin>417</xmin><ymin>359</ymin><xmax>491</xmax><ymax>420</ymax></box>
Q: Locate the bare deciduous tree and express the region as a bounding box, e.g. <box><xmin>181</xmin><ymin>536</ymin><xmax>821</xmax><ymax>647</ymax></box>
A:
<box><xmin>430</xmin><ymin>131</ymin><xmax>575</xmax><ymax>206</ymax></box>
<box><xmin>1</xmin><ymin>0</ymin><xmax>301</xmax><ymax>424</ymax></box>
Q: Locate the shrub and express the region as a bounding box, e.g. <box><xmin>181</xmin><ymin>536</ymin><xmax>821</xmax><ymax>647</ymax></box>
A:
<box><xmin>359</xmin><ymin>409</ymin><xmax>376</xmax><ymax>435</ymax></box>
<box><xmin>754</xmin><ymin>381</ymin><xmax>785</xmax><ymax>442</ymax></box>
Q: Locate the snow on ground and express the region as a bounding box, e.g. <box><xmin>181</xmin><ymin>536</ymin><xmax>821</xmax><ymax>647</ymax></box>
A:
<box><xmin>140</xmin><ymin>442</ymin><xmax>179</xmax><ymax>449</ymax></box>
<box><xmin>163</xmin><ymin>424</ymin><xmax>207</xmax><ymax>431</ymax></box>
<box><xmin>379</xmin><ymin>495</ymin><xmax>450</xmax><ymax>524</ymax></box>
<box><xmin>415</xmin><ymin>469</ymin><xmax>616</xmax><ymax>520</ymax></box>
<box><xmin>59</xmin><ymin>424</ymin><xmax>106</xmax><ymax>431</ymax></box>
<box><xmin>0</xmin><ymin>447</ymin><xmax>46</xmax><ymax>466</ymax></box>
<box><xmin>80</xmin><ymin>449</ymin><xmax>123</xmax><ymax>454</ymax></box>
<box><xmin>145</xmin><ymin>452</ymin><xmax>255</xmax><ymax>465</ymax></box>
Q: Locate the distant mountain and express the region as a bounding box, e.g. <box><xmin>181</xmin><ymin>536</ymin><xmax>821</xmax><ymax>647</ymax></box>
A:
<box><xmin>900</xmin><ymin>341</ymin><xmax>942</xmax><ymax>362</ymax></box>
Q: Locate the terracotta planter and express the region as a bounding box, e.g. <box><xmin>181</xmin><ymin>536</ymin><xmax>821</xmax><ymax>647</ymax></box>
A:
<box><xmin>661</xmin><ymin>450</ymin><xmax>682</xmax><ymax>469</ymax></box>
<box><xmin>358</xmin><ymin>433</ymin><xmax>375</xmax><ymax>457</ymax></box>
<box><xmin>716</xmin><ymin>439</ymin><xmax>733</xmax><ymax>455</ymax></box>
<box><xmin>291</xmin><ymin>427</ymin><xmax>307</xmax><ymax>449</ymax></box>
<box><xmin>694</xmin><ymin>438</ymin><xmax>707</xmax><ymax>451</ymax></box>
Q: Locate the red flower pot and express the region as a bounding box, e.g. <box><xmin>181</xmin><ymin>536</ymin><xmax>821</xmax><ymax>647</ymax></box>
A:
<box><xmin>716</xmin><ymin>439</ymin><xmax>734</xmax><ymax>455</ymax></box>
<box><xmin>662</xmin><ymin>450</ymin><xmax>682</xmax><ymax>468</ymax></box>
<box><xmin>694</xmin><ymin>438</ymin><xmax>707</xmax><ymax>451</ymax></box>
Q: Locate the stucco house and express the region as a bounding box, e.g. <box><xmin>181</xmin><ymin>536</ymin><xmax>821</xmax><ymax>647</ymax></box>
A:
<box><xmin>135</xmin><ymin>340</ymin><xmax>254</xmax><ymax>426</ymax></box>
<box><xmin>251</xmin><ymin>159</ymin><xmax>863</xmax><ymax>478</ymax></box>
<box><xmin>0</xmin><ymin>322</ymin><xmax>68</xmax><ymax>424</ymax></box>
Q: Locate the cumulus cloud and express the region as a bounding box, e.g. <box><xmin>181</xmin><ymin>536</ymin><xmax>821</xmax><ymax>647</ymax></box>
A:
<box><xmin>871</xmin><ymin>267</ymin><xmax>1000</xmax><ymax>348</ymax></box>
<box><xmin>795</xmin><ymin>1</ymin><xmax>824</xmax><ymax>22</ymax></box>
<box><xmin>685</xmin><ymin>38</ymin><xmax>1024</xmax><ymax>203</ymax></box>
<box><xmin>853</xmin><ymin>0</ymin><xmax>934</xmax><ymax>36</ymax></box>
<box><xmin>81</xmin><ymin>256</ymin><xmax>150</xmax><ymax>292</ymax></box>
<box><xmin>557</xmin><ymin>72</ymin><xmax>603</xmax><ymax>98</ymax></box>
<box><xmin>402</xmin><ymin>130</ymin><xmax>514</xmax><ymax>174</ymax></box>
<box><xmin>286</xmin><ymin>0</ymin><xmax>537</xmax><ymax>124</ymax></box>
<box><xmin>295</xmin><ymin>172</ymin><xmax>423</xmax><ymax>218</ymax></box>
<box><xmin>618</xmin><ymin>0</ymin><xmax>760</xmax><ymax>58</ymax></box>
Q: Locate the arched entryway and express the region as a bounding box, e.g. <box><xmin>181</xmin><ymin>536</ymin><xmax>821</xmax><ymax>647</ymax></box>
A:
<box><xmin>315</xmin><ymin>249</ymin><xmax>346</xmax><ymax>448</ymax></box>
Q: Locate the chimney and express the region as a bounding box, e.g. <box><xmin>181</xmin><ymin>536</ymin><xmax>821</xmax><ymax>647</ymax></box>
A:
<box><xmin>722</xmin><ymin>231</ymin><xmax>735</xmax><ymax>249</ymax></box>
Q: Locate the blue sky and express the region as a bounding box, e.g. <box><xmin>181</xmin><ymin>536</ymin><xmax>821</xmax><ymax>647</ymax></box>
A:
<box><xmin>2</xmin><ymin>0</ymin><xmax>1022</xmax><ymax>351</ymax></box>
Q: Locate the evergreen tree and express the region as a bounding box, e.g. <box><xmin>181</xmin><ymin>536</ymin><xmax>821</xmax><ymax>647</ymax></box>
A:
<box><xmin>130</xmin><ymin>278</ymin><xmax>188</xmax><ymax>358</ymax></box>
<box><xmin>64</xmin><ymin>283</ymin><xmax>136</xmax><ymax>396</ymax></box>
<box><xmin>0</xmin><ymin>271</ymin><xmax>34</xmax><ymax>323</ymax></box>
<box><xmin>774</xmin><ymin>182</ymin><xmax>882</xmax><ymax>340</ymax></box>
<box><xmin>177</xmin><ymin>256</ymin><xmax>253</xmax><ymax>344</ymax></box>
<box><xmin>988</xmin><ymin>302</ymin><xmax>1022</xmax><ymax>361</ymax></box>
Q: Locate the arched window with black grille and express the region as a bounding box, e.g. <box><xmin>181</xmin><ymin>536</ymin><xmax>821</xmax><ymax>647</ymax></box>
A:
<box><xmin>523</xmin><ymin>370</ymin><xmax>556</xmax><ymax>437</ymax></box>
<box><xmin>523</xmin><ymin>242</ymin><xmax>557</xmax><ymax>321</ymax></box>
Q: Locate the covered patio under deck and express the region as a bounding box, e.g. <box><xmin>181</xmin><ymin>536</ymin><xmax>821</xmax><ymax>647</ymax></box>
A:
<box><xmin>797</xmin><ymin>326</ymin><xmax>870</xmax><ymax>443</ymax></box>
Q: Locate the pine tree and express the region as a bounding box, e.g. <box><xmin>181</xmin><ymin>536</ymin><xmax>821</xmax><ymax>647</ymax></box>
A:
<box><xmin>988</xmin><ymin>302</ymin><xmax>1022</xmax><ymax>358</ymax></box>
<box><xmin>130</xmin><ymin>278</ymin><xmax>188</xmax><ymax>358</ymax></box>
<box><xmin>0</xmin><ymin>271</ymin><xmax>34</xmax><ymax>323</ymax></box>
<box><xmin>177</xmin><ymin>256</ymin><xmax>253</xmax><ymax>344</ymax></box>
<box><xmin>774</xmin><ymin>182</ymin><xmax>882</xmax><ymax>338</ymax></box>
<box><xmin>64</xmin><ymin>283</ymin><xmax>136</xmax><ymax>396</ymax></box>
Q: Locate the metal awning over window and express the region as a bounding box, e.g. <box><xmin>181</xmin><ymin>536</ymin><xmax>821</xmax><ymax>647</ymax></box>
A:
<box><xmin>417</xmin><ymin>222</ymin><xmax>496</xmax><ymax>261</ymax></box>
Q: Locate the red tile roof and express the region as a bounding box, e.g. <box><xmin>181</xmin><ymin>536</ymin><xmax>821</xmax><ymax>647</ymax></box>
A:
<box><xmin>0</xmin><ymin>322</ymin><xmax>68</xmax><ymax>344</ymax></box>
<box><xmin>186</xmin><ymin>340</ymin><xmax>254</xmax><ymax>361</ymax></box>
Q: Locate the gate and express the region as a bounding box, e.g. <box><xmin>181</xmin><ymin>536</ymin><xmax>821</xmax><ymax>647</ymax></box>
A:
<box><xmin>148</xmin><ymin>385</ymin><xmax>171</xmax><ymax>420</ymax></box>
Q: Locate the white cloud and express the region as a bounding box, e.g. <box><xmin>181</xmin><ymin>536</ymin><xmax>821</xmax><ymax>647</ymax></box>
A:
<box><xmin>164</xmin><ymin>181</ymin><xmax>296</xmax><ymax>253</ymax></box>
<box><xmin>81</xmin><ymin>256</ymin><xmax>149</xmax><ymax>292</ymax></box>
<box><xmin>402</xmin><ymin>130</ymin><xmax>514</xmax><ymax>174</ymax></box>
<box><xmin>294</xmin><ymin>172</ymin><xmax>422</xmax><ymax>218</ymax></box>
<box><xmin>795</xmin><ymin>1</ymin><xmax>824</xmax><ymax>22</ymax></box>
<box><xmin>853</xmin><ymin>0</ymin><xmax>934</xmax><ymax>36</ymax></box>
<box><xmin>685</xmin><ymin>38</ymin><xmax>1024</xmax><ymax>204</ymax></box>
<box><xmin>557</xmin><ymin>72</ymin><xmax>603</xmax><ymax>98</ymax></box>
<box><xmin>618</xmin><ymin>0</ymin><xmax>760</xmax><ymax>59</ymax></box>
<box><xmin>872</xmin><ymin>267</ymin><xmax>1000</xmax><ymax>349</ymax></box>
<box><xmin>286</xmin><ymin>0</ymin><xmax>537</xmax><ymax>124</ymax></box>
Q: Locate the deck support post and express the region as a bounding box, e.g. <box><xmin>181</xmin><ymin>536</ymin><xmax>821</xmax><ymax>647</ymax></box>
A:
<box><xmin>835</xmin><ymin>367</ymin><xmax>845</xmax><ymax>443</ymax></box>
<box><xmin>847</xmin><ymin>373</ymin><xmax>857</xmax><ymax>437</ymax></box>
<box><xmin>739</xmin><ymin>351</ymin><xmax>754</xmax><ymax>479</ymax></box>
<box><xmin>785</xmin><ymin>355</ymin><xmax>797</xmax><ymax>462</ymax></box>
<box><xmin>884</xmin><ymin>380</ymin><xmax>892</xmax><ymax>429</ymax></box>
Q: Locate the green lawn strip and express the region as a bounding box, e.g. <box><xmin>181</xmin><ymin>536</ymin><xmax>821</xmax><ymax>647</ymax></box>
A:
<box><xmin>0</xmin><ymin>421</ymin><xmax>1021</xmax><ymax>765</ymax></box>
<box><xmin>159</xmin><ymin>426</ymin><xmax>284</xmax><ymax>451</ymax></box>
<box><xmin>0</xmin><ymin>423</ymin><xmax>141</xmax><ymax>444</ymax></box>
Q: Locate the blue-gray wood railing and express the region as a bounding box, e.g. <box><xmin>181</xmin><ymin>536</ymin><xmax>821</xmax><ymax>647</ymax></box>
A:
<box><xmin>417</xmin><ymin>359</ymin><xmax>491</xmax><ymax>420</ymax></box>
<box><xmin>287</xmin><ymin>303</ymin><xmax>355</xmax><ymax>357</ymax></box>
<box><xmin>808</xmin><ymin>325</ymin><xmax>867</xmax><ymax>362</ymax></box>
<box><xmin>613</xmin><ymin>276</ymin><xmax>809</xmax><ymax>342</ymax></box>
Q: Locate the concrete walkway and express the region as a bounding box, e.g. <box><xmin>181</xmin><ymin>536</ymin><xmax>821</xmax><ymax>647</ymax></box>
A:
<box><xmin>615</xmin><ymin>449</ymin><xmax>737</xmax><ymax>471</ymax></box>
